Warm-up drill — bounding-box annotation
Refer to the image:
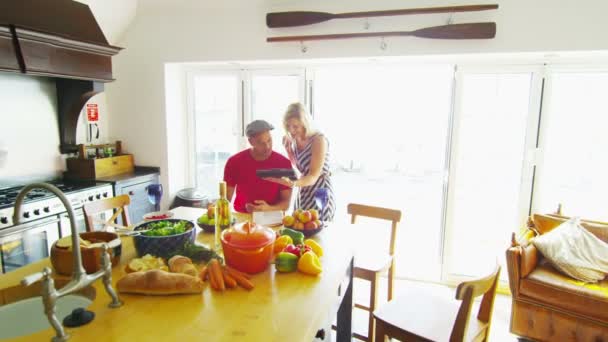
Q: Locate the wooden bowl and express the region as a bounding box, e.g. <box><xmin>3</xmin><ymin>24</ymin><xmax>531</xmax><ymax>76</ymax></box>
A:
<box><xmin>50</xmin><ymin>231</ymin><xmax>122</xmax><ymax>276</ymax></box>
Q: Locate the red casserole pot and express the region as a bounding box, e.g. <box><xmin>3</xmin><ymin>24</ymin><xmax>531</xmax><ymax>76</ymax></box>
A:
<box><xmin>221</xmin><ymin>222</ymin><xmax>275</xmax><ymax>274</ymax></box>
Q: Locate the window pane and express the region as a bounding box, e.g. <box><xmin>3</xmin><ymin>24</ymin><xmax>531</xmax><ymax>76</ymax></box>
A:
<box><xmin>314</xmin><ymin>65</ymin><xmax>453</xmax><ymax>281</ymax></box>
<box><xmin>534</xmin><ymin>72</ymin><xmax>608</xmax><ymax>221</ymax></box>
<box><xmin>193</xmin><ymin>74</ymin><xmax>240</xmax><ymax>196</ymax></box>
<box><xmin>446</xmin><ymin>73</ymin><xmax>532</xmax><ymax>280</ymax></box>
<box><xmin>251</xmin><ymin>73</ymin><xmax>302</xmax><ymax>156</ymax></box>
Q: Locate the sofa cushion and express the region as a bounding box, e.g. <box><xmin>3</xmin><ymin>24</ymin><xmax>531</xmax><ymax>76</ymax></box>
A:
<box><xmin>532</xmin><ymin>218</ymin><xmax>608</xmax><ymax>283</ymax></box>
<box><xmin>534</xmin><ymin>213</ymin><xmax>608</xmax><ymax>243</ymax></box>
<box><xmin>520</xmin><ymin>260</ymin><xmax>608</xmax><ymax>322</ymax></box>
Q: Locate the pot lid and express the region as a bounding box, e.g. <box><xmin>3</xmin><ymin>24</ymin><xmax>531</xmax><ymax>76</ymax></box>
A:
<box><xmin>176</xmin><ymin>188</ymin><xmax>208</xmax><ymax>201</ymax></box>
<box><xmin>221</xmin><ymin>222</ymin><xmax>275</xmax><ymax>249</ymax></box>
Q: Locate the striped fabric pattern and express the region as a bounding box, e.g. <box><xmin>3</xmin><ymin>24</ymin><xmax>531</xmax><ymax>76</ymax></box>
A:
<box><xmin>293</xmin><ymin>133</ymin><xmax>336</xmax><ymax>222</ymax></box>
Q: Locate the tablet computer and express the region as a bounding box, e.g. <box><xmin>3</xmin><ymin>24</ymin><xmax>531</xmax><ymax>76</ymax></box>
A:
<box><xmin>256</xmin><ymin>168</ymin><xmax>297</xmax><ymax>180</ymax></box>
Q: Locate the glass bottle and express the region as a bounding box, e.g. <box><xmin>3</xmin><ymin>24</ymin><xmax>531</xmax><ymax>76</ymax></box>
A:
<box><xmin>214</xmin><ymin>181</ymin><xmax>232</xmax><ymax>252</ymax></box>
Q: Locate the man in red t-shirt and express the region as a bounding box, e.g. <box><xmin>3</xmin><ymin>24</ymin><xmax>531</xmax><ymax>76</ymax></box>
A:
<box><xmin>224</xmin><ymin>120</ymin><xmax>293</xmax><ymax>213</ymax></box>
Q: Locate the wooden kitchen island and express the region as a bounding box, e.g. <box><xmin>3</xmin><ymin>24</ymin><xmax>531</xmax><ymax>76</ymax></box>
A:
<box><xmin>0</xmin><ymin>207</ymin><xmax>354</xmax><ymax>341</ymax></box>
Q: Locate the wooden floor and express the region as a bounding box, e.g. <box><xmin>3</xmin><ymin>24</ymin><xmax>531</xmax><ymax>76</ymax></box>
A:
<box><xmin>332</xmin><ymin>277</ymin><xmax>521</xmax><ymax>341</ymax></box>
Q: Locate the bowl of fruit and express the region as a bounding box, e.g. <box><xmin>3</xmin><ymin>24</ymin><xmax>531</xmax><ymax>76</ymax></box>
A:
<box><xmin>197</xmin><ymin>204</ymin><xmax>235</xmax><ymax>233</ymax></box>
<box><xmin>281</xmin><ymin>209</ymin><xmax>324</xmax><ymax>237</ymax></box>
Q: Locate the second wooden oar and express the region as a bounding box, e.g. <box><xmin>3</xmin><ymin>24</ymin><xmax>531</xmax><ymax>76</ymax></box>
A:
<box><xmin>267</xmin><ymin>22</ymin><xmax>496</xmax><ymax>42</ymax></box>
<box><xmin>267</xmin><ymin>4</ymin><xmax>498</xmax><ymax>28</ymax></box>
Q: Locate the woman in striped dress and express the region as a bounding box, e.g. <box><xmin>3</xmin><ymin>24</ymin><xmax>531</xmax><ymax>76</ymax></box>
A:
<box><xmin>266</xmin><ymin>103</ymin><xmax>336</xmax><ymax>221</ymax></box>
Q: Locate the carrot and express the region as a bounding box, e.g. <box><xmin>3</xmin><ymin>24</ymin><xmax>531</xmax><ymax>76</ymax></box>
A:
<box><xmin>199</xmin><ymin>265</ymin><xmax>208</xmax><ymax>282</ymax></box>
<box><xmin>209</xmin><ymin>259</ymin><xmax>225</xmax><ymax>291</ymax></box>
<box><xmin>207</xmin><ymin>265</ymin><xmax>218</xmax><ymax>290</ymax></box>
<box><xmin>222</xmin><ymin>268</ymin><xmax>237</xmax><ymax>288</ymax></box>
<box><xmin>225</xmin><ymin>267</ymin><xmax>254</xmax><ymax>290</ymax></box>
<box><xmin>225</xmin><ymin>266</ymin><xmax>252</xmax><ymax>279</ymax></box>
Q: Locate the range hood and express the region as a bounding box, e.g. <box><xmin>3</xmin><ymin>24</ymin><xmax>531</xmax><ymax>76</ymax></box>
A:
<box><xmin>0</xmin><ymin>0</ymin><xmax>122</xmax><ymax>154</ymax></box>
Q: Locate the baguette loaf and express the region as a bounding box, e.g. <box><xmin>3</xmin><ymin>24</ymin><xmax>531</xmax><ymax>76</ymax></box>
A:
<box><xmin>117</xmin><ymin>269</ymin><xmax>204</xmax><ymax>295</ymax></box>
<box><xmin>168</xmin><ymin>255</ymin><xmax>198</xmax><ymax>277</ymax></box>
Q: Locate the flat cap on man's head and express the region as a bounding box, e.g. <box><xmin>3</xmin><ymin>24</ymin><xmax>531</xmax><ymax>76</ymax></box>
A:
<box><xmin>246</xmin><ymin>120</ymin><xmax>274</xmax><ymax>138</ymax></box>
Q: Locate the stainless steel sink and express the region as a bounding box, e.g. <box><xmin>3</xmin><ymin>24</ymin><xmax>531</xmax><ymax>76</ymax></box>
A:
<box><xmin>0</xmin><ymin>294</ymin><xmax>92</xmax><ymax>339</ymax></box>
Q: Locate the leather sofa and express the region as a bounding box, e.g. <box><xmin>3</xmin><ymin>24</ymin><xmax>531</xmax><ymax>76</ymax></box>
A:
<box><xmin>506</xmin><ymin>213</ymin><xmax>608</xmax><ymax>341</ymax></box>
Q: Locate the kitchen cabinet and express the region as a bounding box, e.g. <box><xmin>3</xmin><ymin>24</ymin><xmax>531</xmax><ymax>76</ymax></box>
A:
<box><xmin>0</xmin><ymin>26</ymin><xmax>20</xmax><ymax>73</ymax></box>
<box><xmin>97</xmin><ymin>167</ymin><xmax>160</xmax><ymax>224</ymax></box>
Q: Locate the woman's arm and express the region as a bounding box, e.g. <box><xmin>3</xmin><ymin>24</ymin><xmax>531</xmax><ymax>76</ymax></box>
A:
<box><xmin>283</xmin><ymin>135</ymin><xmax>297</xmax><ymax>165</ymax></box>
<box><xmin>292</xmin><ymin>135</ymin><xmax>326</xmax><ymax>188</ymax></box>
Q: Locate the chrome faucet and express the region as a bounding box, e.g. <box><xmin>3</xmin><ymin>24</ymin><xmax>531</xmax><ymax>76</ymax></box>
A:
<box><xmin>14</xmin><ymin>183</ymin><xmax>122</xmax><ymax>342</ymax></box>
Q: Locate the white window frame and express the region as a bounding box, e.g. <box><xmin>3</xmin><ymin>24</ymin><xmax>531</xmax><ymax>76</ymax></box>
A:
<box><xmin>185</xmin><ymin>68</ymin><xmax>246</xmax><ymax>188</ymax></box>
<box><xmin>530</xmin><ymin>63</ymin><xmax>608</xmax><ymax>215</ymax></box>
<box><xmin>442</xmin><ymin>64</ymin><xmax>544</xmax><ymax>289</ymax></box>
<box><xmin>185</xmin><ymin>66</ymin><xmax>307</xmax><ymax>189</ymax></box>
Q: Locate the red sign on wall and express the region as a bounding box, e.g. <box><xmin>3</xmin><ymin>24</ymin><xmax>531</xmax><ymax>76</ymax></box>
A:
<box><xmin>86</xmin><ymin>104</ymin><xmax>99</xmax><ymax>122</ymax></box>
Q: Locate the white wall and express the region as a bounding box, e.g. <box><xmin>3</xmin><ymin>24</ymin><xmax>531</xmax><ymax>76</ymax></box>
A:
<box><xmin>0</xmin><ymin>1</ymin><xmax>137</xmax><ymax>182</ymax></box>
<box><xmin>0</xmin><ymin>74</ymin><xmax>64</xmax><ymax>180</ymax></box>
<box><xmin>106</xmin><ymin>0</ymin><xmax>608</xmax><ymax>207</ymax></box>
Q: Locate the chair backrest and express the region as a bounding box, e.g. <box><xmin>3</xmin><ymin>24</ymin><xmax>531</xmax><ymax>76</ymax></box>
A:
<box><xmin>450</xmin><ymin>265</ymin><xmax>501</xmax><ymax>342</ymax></box>
<box><xmin>347</xmin><ymin>203</ymin><xmax>402</xmax><ymax>256</ymax></box>
<box><xmin>83</xmin><ymin>194</ymin><xmax>131</xmax><ymax>232</ymax></box>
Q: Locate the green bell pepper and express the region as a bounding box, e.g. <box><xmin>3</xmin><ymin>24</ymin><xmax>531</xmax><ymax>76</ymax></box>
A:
<box><xmin>275</xmin><ymin>252</ymin><xmax>299</xmax><ymax>273</ymax></box>
<box><xmin>279</xmin><ymin>227</ymin><xmax>305</xmax><ymax>245</ymax></box>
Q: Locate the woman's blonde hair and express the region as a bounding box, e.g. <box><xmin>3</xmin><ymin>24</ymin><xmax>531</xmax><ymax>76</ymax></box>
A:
<box><xmin>283</xmin><ymin>102</ymin><xmax>316</xmax><ymax>137</ymax></box>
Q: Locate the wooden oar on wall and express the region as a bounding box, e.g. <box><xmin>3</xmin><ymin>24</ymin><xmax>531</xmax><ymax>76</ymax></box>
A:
<box><xmin>267</xmin><ymin>22</ymin><xmax>496</xmax><ymax>42</ymax></box>
<box><xmin>266</xmin><ymin>4</ymin><xmax>498</xmax><ymax>28</ymax></box>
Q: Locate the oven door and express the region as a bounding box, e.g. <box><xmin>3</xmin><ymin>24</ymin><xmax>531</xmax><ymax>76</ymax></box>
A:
<box><xmin>59</xmin><ymin>208</ymin><xmax>88</xmax><ymax>237</ymax></box>
<box><xmin>0</xmin><ymin>216</ymin><xmax>60</xmax><ymax>274</ymax></box>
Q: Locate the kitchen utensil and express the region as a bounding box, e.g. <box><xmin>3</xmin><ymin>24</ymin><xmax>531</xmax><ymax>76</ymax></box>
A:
<box><xmin>50</xmin><ymin>231</ymin><xmax>121</xmax><ymax>276</ymax></box>
<box><xmin>221</xmin><ymin>222</ymin><xmax>276</xmax><ymax>274</ymax></box>
<box><xmin>267</xmin><ymin>22</ymin><xmax>496</xmax><ymax>42</ymax></box>
<box><xmin>266</xmin><ymin>4</ymin><xmax>498</xmax><ymax>28</ymax></box>
<box><xmin>170</xmin><ymin>188</ymin><xmax>209</xmax><ymax>209</ymax></box>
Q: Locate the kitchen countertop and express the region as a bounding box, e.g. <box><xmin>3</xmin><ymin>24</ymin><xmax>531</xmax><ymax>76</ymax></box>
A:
<box><xmin>0</xmin><ymin>207</ymin><xmax>354</xmax><ymax>341</ymax></box>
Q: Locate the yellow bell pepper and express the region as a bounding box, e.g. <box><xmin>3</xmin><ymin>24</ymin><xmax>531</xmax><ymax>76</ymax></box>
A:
<box><xmin>298</xmin><ymin>251</ymin><xmax>322</xmax><ymax>276</ymax></box>
<box><xmin>304</xmin><ymin>239</ymin><xmax>323</xmax><ymax>257</ymax></box>
<box><xmin>274</xmin><ymin>235</ymin><xmax>293</xmax><ymax>254</ymax></box>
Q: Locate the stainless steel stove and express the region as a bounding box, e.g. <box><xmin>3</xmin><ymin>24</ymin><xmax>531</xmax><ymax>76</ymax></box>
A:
<box><xmin>0</xmin><ymin>180</ymin><xmax>113</xmax><ymax>229</ymax></box>
<box><xmin>0</xmin><ymin>180</ymin><xmax>114</xmax><ymax>273</ymax></box>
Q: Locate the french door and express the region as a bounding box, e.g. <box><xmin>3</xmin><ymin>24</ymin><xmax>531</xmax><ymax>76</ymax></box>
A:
<box><xmin>187</xmin><ymin>62</ymin><xmax>608</xmax><ymax>287</ymax></box>
<box><xmin>311</xmin><ymin>64</ymin><xmax>455</xmax><ymax>281</ymax></box>
<box><xmin>532</xmin><ymin>67</ymin><xmax>608</xmax><ymax>221</ymax></box>
<box><xmin>443</xmin><ymin>66</ymin><xmax>543</xmax><ymax>284</ymax></box>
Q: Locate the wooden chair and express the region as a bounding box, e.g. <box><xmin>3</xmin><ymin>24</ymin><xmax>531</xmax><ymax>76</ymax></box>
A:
<box><xmin>373</xmin><ymin>265</ymin><xmax>501</xmax><ymax>342</ymax></box>
<box><xmin>83</xmin><ymin>194</ymin><xmax>131</xmax><ymax>232</ymax></box>
<box><xmin>347</xmin><ymin>203</ymin><xmax>402</xmax><ymax>342</ymax></box>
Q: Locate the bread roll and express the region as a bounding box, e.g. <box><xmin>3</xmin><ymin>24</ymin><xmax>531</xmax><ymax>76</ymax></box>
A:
<box><xmin>168</xmin><ymin>255</ymin><xmax>198</xmax><ymax>277</ymax></box>
<box><xmin>125</xmin><ymin>254</ymin><xmax>168</xmax><ymax>273</ymax></box>
<box><xmin>117</xmin><ymin>269</ymin><xmax>203</xmax><ymax>295</ymax></box>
